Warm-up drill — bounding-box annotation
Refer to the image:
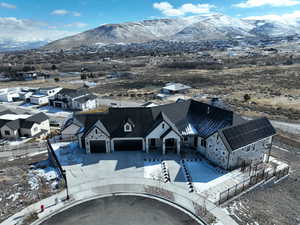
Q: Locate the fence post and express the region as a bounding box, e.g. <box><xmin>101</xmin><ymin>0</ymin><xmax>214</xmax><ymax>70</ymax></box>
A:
<box><xmin>227</xmin><ymin>188</ymin><xmax>230</xmax><ymax>200</ymax></box>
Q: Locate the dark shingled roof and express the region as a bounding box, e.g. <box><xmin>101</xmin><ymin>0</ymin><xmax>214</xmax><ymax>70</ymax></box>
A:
<box><xmin>6</xmin><ymin>119</ymin><xmax>21</xmax><ymax>130</ymax></box>
<box><xmin>220</xmin><ymin>117</ymin><xmax>276</xmax><ymax>151</ymax></box>
<box><xmin>57</xmin><ymin>88</ymin><xmax>91</xmax><ymax>98</ymax></box>
<box><xmin>74</xmin><ymin>99</ymin><xmax>245</xmax><ymax>139</ymax></box>
<box><xmin>26</xmin><ymin>112</ymin><xmax>48</xmax><ymax>123</ymax></box>
<box><xmin>21</xmin><ymin>120</ymin><xmax>35</xmax><ymax>129</ymax></box>
<box><xmin>73</xmin><ymin>94</ymin><xmax>97</xmax><ymax>103</ymax></box>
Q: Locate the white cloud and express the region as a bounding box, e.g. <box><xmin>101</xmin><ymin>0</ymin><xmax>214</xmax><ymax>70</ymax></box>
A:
<box><xmin>51</xmin><ymin>9</ymin><xmax>81</xmax><ymax>16</ymax></box>
<box><xmin>72</xmin><ymin>12</ymin><xmax>81</xmax><ymax>17</ymax></box>
<box><xmin>244</xmin><ymin>10</ymin><xmax>300</xmax><ymax>25</ymax></box>
<box><xmin>0</xmin><ymin>2</ymin><xmax>16</xmax><ymax>9</ymax></box>
<box><xmin>0</xmin><ymin>17</ymin><xmax>78</xmax><ymax>43</ymax></box>
<box><xmin>51</xmin><ymin>9</ymin><xmax>69</xmax><ymax>15</ymax></box>
<box><xmin>153</xmin><ymin>2</ymin><xmax>215</xmax><ymax>17</ymax></box>
<box><xmin>234</xmin><ymin>0</ymin><xmax>300</xmax><ymax>8</ymax></box>
<box><xmin>65</xmin><ymin>22</ymin><xmax>88</xmax><ymax>28</ymax></box>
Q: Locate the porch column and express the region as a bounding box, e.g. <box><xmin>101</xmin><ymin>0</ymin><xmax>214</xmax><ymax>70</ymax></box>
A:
<box><xmin>142</xmin><ymin>139</ymin><xmax>146</xmax><ymax>152</ymax></box>
<box><xmin>106</xmin><ymin>140</ymin><xmax>111</xmax><ymax>153</ymax></box>
<box><xmin>86</xmin><ymin>140</ymin><xmax>91</xmax><ymax>154</ymax></box>
<box><xmin>110</xmin><ymin>140</ymin><xmax>114</xmax><ymax>153</ymax></box>
<box><xmin>162</xmin><ymin>139</ymin><xmax>166</xmax><ymax>155</ymax></box>
<box><xmin>177</xmin><ymin>139</ymin><xmax>181</xmax><ymax>155</ymax></box>
<box><xmin>145</xmin><ymin>138</ymin><xmax>149</xmax><ymax>153</ymax></box>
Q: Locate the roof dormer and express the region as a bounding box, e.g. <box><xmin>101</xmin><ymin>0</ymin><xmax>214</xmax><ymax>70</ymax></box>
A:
<box><xmin>124</xmin><ymin>122</ymin><xmax>132</xmax><ymax>132</ymax></box>
<box><xmin>124</xmin><ymin>118</ymin><xmax>134</xmax><ymax>132</ymax></box>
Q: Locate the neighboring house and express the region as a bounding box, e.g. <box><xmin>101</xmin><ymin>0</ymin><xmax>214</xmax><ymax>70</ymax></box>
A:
<box><xmin>49</xmin><ymin>88</ymin><xmax>97</xmax><ymax>111</ymax></box>
<box><xmin>141</xmin><ymin>102</ymin><xmax>158</xmax><ymax>107</ymax></box>
<box><xmin>70</xmin><ymin>99</ymin><xmax>276</xmax><ymax>170</ymax></box>
<box><xmin>0</xmin><ymin>88</ymin><xmax>21</xmax><ymax>102</ymax></box>
<box><xmin>0</xmin><ymin>112</ymin><xmax>50</xmax><ymax>140</ymax></box>
<box><xmin>39</xmin><ymin>87</ymin><xmax>62</xmax><ymax>97</ymax></box>
<box><xmin>162</xmin><ymin>83</ymin><xmax>191</xmax><ymax>94</ymax></box>
<box><xmin>30</xmin><ymin>94</ymin><xmax>49</xmax><ymax>105</ymax></box>
<box><xmin>19</xmin><ymin>91</ymin><xmax>33</xmax><ymax>102</ymax></box>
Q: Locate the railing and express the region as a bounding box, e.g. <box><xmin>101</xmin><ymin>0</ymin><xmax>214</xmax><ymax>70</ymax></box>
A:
<box><xmin>218</xmin><ymin>166</ymin><xmax>290</xmax><ymax>205</ymax></box>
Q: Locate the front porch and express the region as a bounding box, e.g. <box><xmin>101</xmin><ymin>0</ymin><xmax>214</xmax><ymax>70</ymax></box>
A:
<box><xmin>146</xmin><ymin>137</ymin><xmax>181</xmax><ymax>155</ymax></box>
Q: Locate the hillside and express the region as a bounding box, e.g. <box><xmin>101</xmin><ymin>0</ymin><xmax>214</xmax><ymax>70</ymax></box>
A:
<box><xmin>43</xmin><ymin>13</ymin><xmax>300</xmax><ymax>50</ymax></box>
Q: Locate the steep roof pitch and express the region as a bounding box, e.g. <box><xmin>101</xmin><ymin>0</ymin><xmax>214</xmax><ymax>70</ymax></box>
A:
<box><xmin>57</xmin><ymin>88</ymin><xmax>90</xmax><ymax>98</ymax></box>
<box><xmin>73</xmin><ymin>94</ymin><xmax>97</xmax><ymax>103</ymax></box>
<box><xmin>74</xmin><ymin>99</ymin><xmax>245</xmax><ymax>139</ymax></box>
<box><xmin>219</xmin><ymin>117</ymin><xmax>276</xmax><ymax>151</ymax></box>
<box><xmin>5</xmin><ymin>119</ymin><xmax>21</xmax><ymax>130</ymax></box>
<box><xmin>26</xmin><ymin>112</ymin><xmax>48</xmax><ymax>123</ymax></box>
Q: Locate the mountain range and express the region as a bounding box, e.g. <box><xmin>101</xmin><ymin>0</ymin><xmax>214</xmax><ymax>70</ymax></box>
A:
<box><xmin>2</xmin><ymin>13</ymin><xmax>300</xmax><ymax>51</ymax></box>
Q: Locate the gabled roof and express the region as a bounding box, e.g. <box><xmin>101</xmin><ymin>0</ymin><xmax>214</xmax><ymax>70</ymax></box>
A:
<box><xmin>57</xmin><ymin>88</ymin><xmax>91</xmax><ymax>98</ymax></box>
<box><xmin>40</xmin><ymin>86</ymin><xmax>60</xmax><ymax>91</ymax></box>
<box><xmin>21</xmin><ymin>120</ymin><xmax>35</xmax><ymax>129</ymax></box>
<box><xmin>75</xmin><ymin>99</ymin><xmax>238</xmax><ymax>139</ymax></box>
<box><xmin>83</xmin><ymin>120</ymin><xmax>110</xmax><ymax>138</ymax></box>
<box><xmin>73</xmin><ymin>94</ymin><xmax>97</xmax><ymax>103</ymax></box>
<box><xmin>163</xmin><ymin>83</ymin><xmax>191</xmax><ymax>91</ymax></box>
<box><xmin>26</xmin><ymin>112</ymin><xmax>48</xmax><ymax>123</ymax></box>
<box><xmin>219</xmin><ymin>117</ymin><xmax>276</xmax><ymax>151</ymax></box>
<box><xmin>5</xmin><ymin>119</ymin><xmax>21</xmax><ymax>130</ymax></box>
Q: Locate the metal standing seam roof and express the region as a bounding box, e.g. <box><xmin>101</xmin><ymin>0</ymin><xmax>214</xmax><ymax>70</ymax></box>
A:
<box><xmin>163</xmin><ymin>83</ymin><xmax>191</xmax><ymax>91</ymax></box>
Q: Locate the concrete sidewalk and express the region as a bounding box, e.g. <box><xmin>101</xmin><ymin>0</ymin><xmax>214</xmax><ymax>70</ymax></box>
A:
<box><xmin>1</xmin><ymin>178</ymin><xmax>238</xmax><ymax>225</ymax></box>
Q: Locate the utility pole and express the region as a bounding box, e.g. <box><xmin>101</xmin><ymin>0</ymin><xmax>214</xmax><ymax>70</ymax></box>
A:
<box><xmin>62</xmin><ymin>170</ymin><xmax>70</xmax><ymax>200</ymax></box>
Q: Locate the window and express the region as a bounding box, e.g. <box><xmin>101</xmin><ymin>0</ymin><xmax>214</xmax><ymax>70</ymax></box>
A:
<box><xmin>95</xmin><ymin>129</ymin><xmax>98</xmax><ymax>134</ymax></box>
<box><xmin>4</xmin><ymin>130</ymin><xmax>10</xmax><ymax>135</ymax></box>
<box><xmin>162</xmin><ymin>123</ymin><xmax>165</xmax><ymax>129</ymax></box>
<box><xmin>184</xmin><ymin>136</ymin><xmax>188</xmax><ymax>141</ymax></box>
<box><xmin>124</xmin><ymin>123</ymin><xmax>132</xmax><ymax>132</ymax></box>
<box><xmin>34</xmin><ymin>127</ymin><xmax>38</xmax><ymax>132</ymax></box>
<box><xmin>201</xmin><ymin>139</ymin><xmax>207</xmax><ymax>148</ymax></box>
<box><xmin>246</xmin><ymin>146</ymin><xmax>250</xmax><ymax>151</ymax></box>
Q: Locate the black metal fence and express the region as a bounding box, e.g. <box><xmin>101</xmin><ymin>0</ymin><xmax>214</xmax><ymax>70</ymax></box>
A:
<box><xmin>46</xmin><ymin>140</ymin><xmax>65</xmax><ymax>179</ymax></box>
<box><xmin>218</xmin><ymin>166</ymin><xmax>290</xmax><ymax>205</ymax></box>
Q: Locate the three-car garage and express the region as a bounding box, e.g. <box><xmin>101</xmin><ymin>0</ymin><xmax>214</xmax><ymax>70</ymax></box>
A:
<box><xmin>88</xmin><ymin>139</ymin><xmax>144</xmax><ymax>153</ymax></box>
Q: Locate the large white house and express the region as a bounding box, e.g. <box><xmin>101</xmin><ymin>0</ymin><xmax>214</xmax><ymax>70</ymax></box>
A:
<box><xmin>49</xmin><ymin>88</ymin><xmax>97</xmax><ymax>111</ymax></box>
<box><xmin>68</xmin><ymin>99</ymin><xmax>276</xmax><ymax>170</ymax></box>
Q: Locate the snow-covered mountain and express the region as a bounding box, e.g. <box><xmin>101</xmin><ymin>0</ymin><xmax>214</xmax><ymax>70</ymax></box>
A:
<box><xmin>1</xmin><ymin>13</ymin><xmax>300</xmax><ymax>51</ymax></box>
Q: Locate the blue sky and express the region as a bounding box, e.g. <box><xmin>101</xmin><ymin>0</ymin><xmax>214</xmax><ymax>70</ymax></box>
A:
<box><xmin>1</xmin><ymin>0</ymin><xmax>300</xmax><ymax>42</ymax></box>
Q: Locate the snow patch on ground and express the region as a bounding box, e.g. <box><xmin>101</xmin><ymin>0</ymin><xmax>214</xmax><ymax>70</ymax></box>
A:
<box><xmin>39</xmin><ymin>106</ymin><xmax>72</xmax><ymax>117</ymax></box>
<box><xmin>144</xmin><ymin>161</ymin><xmax>162</xmax><ymax>181</ymax></box>
<box><xmin>6</xmin><ymin>193</ymin><xmax>21</xmax><ymax>202</ymax></box>
<box><xmin>28</xmin><ymin>166</ymin><xmax>59</xmax><ymax>191</ymax></box>
<box><xmin>185</xmin><ymin>161</ymin><xmax>226</xmax><ymax>192</ymax></box>
<box><xmin>52</xmin><ymin>142</ymin><xmax>85</xmax><ymax>166</ymax></box>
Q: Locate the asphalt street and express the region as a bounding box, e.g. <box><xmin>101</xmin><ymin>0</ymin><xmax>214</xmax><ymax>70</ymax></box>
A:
<box><xmin>39</xmin><ymin>195</ymin><xmax>199</xmax><ymax>225</ymax></box>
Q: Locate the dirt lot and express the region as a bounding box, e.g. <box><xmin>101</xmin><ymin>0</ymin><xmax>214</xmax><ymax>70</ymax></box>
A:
<box><xmin>0</xmin><ymin>154</ymin><xmax>63</xmax><ymax>223</ymax></box>
<box><xmin>223</xmin><ymin>134</ymin><xmax>300</xmax><ymax>225</ymax></box>
<box><xmin>1</xmin><ymin>52</ymin><xmax>300</xmax><ymax>122</ymax></box>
